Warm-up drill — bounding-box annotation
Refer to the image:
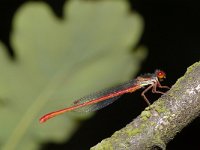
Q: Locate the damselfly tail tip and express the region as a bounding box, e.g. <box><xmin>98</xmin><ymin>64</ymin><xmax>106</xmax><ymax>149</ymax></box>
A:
<box><xmin>39</xmin><ymin>115</ymin><xmax>48</xmax><ymax>123</ymax></box>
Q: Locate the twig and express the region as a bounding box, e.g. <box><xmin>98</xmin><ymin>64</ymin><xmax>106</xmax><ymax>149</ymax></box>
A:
<box><xmin>91</xmin><ymin>61</ymin><xmax>200</xmax><ymax>150</ymax></box>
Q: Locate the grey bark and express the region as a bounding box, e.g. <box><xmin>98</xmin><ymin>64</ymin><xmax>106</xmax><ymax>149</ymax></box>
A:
<box><xmin>91</xmin><ymin>61</ymin><xmax>200</xmax><ymax>150</ymax></box>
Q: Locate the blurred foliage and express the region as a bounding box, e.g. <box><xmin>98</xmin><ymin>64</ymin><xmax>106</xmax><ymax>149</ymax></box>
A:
<box><xmin>0</xmin><ymin>0</ymin><xmax>146</xmax><ymax>149</ymax></box>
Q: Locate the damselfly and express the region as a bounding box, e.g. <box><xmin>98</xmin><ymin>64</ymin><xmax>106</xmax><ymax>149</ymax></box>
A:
<box><xmin>40</xmin><ymin>70</ymin><xmax>169</xmax><ymax>123</ymax></box>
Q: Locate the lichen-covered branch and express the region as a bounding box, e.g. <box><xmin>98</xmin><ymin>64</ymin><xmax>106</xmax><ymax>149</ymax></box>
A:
<box><xmin>91</xmin><ymin>61</ymin><xmax>200</xmax><ymax>150</ymax></box>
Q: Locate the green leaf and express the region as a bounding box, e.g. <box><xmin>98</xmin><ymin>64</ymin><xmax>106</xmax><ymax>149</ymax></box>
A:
<box><xmin>0</xmin><ymin>1</ymin><xmax>146</xmax><ymax>150</ymax></box>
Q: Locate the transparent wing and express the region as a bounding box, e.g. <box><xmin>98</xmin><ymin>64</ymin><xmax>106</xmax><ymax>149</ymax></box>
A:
<box><xmin>71</xmin><ymin>79</ymin><xmax>139</xmax><ymax>112</ymax></box>
<box><xmin>74</xmin><ymin>96</ymin><xmax>121</xmax><ymax>112</ymax></box>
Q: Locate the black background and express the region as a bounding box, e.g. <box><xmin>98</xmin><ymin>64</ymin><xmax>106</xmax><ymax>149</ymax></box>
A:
<box><xmin>0</xmin><ymin>0</ymin><xmax>199</xmax><ymax>149</ymax></box>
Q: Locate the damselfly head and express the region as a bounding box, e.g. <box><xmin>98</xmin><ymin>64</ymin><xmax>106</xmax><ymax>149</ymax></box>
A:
<box><xmin>155</xmin><ymin>70</ymin><xmax>166</xmax><ymax>81</ymax></box>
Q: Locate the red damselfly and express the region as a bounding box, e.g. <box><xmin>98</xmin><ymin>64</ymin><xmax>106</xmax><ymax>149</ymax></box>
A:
<box><xmin>40</xmin><ymin>70</ymin><xmax>169</xmax><ymax>123</ymax></box>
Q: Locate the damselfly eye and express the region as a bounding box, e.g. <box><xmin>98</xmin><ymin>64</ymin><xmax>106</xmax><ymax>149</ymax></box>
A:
<box><xmin>156</xmin><ymin>70</ymin><xmax>166</xmax><ymax>80</ymax></box>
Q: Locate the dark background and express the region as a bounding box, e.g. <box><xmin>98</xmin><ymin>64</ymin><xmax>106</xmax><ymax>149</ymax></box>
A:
<box><xmin>0</xmin><ymin>0</ymin><xmax>199</xmax><ymax>149</ymax></box>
